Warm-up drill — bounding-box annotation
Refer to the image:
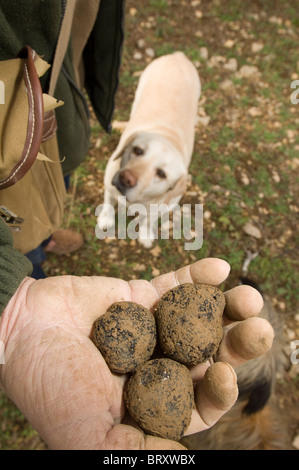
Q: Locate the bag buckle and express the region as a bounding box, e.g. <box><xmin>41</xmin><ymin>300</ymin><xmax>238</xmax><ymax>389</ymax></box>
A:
<box><xmin>0</xmin><ymin>206</ymin><xmax>24</xmax><ymax>231</ymax></box>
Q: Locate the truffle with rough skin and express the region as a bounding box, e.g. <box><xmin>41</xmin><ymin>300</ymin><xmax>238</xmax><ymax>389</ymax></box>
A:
<box><xmin>124</xmin><ymin>358</ymin><xmax>194</xmax><ymax>441</ymax></box>
<box><xmin>155</xmin><ymin>283</ymin><xmax>225</xmax><ymax>365</ymax></box>
<box><xmin>92</xmin><ymin>301</ymin><xmax>157</xmax><ymax>374</ymax></box>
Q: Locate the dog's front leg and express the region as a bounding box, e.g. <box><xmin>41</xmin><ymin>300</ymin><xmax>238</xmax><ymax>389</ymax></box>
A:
<box><xmin>137</xmin><ymin>212</ymin><xmax>156</xmax><ymax>249</ymax></box>
<box><xmin>96</xmin><ymin>189</ymin><xmax>118</xmax><ymax>234</ymax></box>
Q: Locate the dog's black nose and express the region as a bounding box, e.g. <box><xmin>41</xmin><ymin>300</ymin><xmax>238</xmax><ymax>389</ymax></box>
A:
<box><xmin>112</xmin><ymin>170</ymin><xmax>137</xmax><ymax>194</ymax></box>
<box><xmin>119</xmin><ymin>170</ymin><xmax>137</xmax><ymax>188</ymax></box>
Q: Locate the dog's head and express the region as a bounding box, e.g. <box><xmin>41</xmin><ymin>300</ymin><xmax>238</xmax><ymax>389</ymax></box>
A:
<box><xmin>111</xmin><ymin>132</ymin><xmax>188</xmax><ymax>204</ymax></box>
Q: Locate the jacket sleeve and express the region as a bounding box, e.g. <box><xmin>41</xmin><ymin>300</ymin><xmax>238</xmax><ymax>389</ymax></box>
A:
<box><xmin>0</xmin><ymin>218</ymin><xmax>32</xmax><ymax>315</ymax></box>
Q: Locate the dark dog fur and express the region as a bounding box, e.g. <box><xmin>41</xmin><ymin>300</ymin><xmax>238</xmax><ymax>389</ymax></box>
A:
<box><xmin>181</xmin><ymin>278</ymin><xmax>291</xmax><ymax>450</ymax></box>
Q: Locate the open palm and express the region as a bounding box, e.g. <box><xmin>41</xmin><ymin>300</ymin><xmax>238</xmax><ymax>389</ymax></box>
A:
<box><xmin>0</xmin><ymin>258</ymin><xmax>273</xmax><ymax>450</ymax></box>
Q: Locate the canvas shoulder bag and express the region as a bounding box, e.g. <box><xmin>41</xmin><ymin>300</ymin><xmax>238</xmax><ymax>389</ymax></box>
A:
<box><xmin>0</xmin><ymin>1</ymin><xmax>76</xmax><ymax>253</ymax></box>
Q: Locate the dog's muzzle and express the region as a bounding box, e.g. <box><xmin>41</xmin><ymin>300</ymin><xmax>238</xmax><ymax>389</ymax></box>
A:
<box><xmin>112</xmin><ymin>169</ymin><xmax>137</xmax><ymax>195</ymax></box>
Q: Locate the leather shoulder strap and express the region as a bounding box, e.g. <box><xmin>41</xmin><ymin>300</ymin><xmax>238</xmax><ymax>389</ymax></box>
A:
<box><xmin>48</xmin><ymin>0</ymin><xmax>76</xmax><ymax>96</ymax></box>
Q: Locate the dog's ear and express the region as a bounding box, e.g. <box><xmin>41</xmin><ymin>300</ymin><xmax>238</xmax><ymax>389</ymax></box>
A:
<box><xmin>164</xmin><ymin>173</ymin><xmax>191</xmax><ymax>204</ymax></box>
<box><xmin>112</xmin><ymin>132</ymin><xmax>141</xmax><ymax>161</ymax></box>
<box><xmin>112</xmin><ymin>147</ymin><xmax>125</xmax><ymax>161</ymax></box>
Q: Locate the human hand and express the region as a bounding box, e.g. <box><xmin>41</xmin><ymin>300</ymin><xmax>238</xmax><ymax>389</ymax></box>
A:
<box><xmin>0</xmin><ymin>258</ymin><xmax>274</xmax><ymax>450</ymax></box>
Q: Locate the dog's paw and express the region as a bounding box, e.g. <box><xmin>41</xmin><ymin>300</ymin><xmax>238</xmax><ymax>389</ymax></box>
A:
<box><xmin>96</xmin><ymin>207</ymin><xmax>116</xmax><ymax>238</ymax></box>
<box><xmin>138</xmin><ymin>237</ymin><xmax>155</xmax><ymax>249</ymax></box>
<box><xmin>137</xmin><ymin>225</ymin><xmax>155</xmax><ymax>249</ymax></box>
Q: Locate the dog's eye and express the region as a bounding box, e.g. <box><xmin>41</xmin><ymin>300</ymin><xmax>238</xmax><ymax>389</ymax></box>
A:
<box><xmin>132</xmin><ymin>146</ymin><xmax>144</xmax><ymax>156</ymax></box>
<box><xmin>156</xmin><ymin>168</ymin><xmax>167</xmax><ymax>179</ymax></box>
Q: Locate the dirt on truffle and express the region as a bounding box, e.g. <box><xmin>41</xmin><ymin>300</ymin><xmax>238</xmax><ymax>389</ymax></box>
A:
<box><xmin>92</xmin><ymin>301</ymin><xmax>157</xmax><ymax>374</ymax></box>
<box><xmin>155</xmin><ymin>283</ymin><xmax>225</xmax><ymax>365</ymax></box>
<box><xmin>124</xmin><ymin>358</ymin><xmax>194</xmax><ymax>441</ymax></box>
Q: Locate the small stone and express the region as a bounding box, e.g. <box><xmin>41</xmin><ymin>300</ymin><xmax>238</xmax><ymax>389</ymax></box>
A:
<box><xmin>269</xmin><ymin>16</ymin><xmax>283</xmax><ymax>25</ymax></box>
<box><xmin>224</xmin><ymin>39</ymin><xmax>235</xmax><ymax>48</ymax></box>
<box><xmin>208</xmin><ymin>55</ymin><xmax>226</xmax><ymax>67</ymax></box>
<box><xmin>272</xmin><ymin>170</ymin><xmax>281</xmax><ymax>183</ymax></box>
<box><xmin>137</xmin><ymin>38</ymin><xmax>145</xmax><ymax>49</ymax></box>
<box><xmin>277</xmin><ymin>301</ymin><xmax>286</xmax><ymax>311</ymax></box>
<box><xmin>95</xmin><ymin>137</ymin><xmax>102</xmax><ymax>149</ymax></box>
<box><xmin>195</xmin><ymin>10</ymin><xmax>203</xmax><ymax>18</ymax></box>
<box><xmin>286</xmin><ymin>129</ymin><xmax>296</xmax><ymax>140</ymax></box>
<box><xmin>251</xmin><ymin>42</ymin><xmax>264</xmax><ymax>53</ymax></box>
<box><xmin>224</xmin><ymin>58</ymin><xmax>238</xmax><ymax>71</ymax></box>
<box><xmin>243</xmin><ymin>221</ymin><xmax>262</xmax><ymax>239</ymax></box>
<box><xmin>240</xmin><ymin>172</ymin><xmax>250</xmax><ymax>185</ymax></box>
<box><xmin>249</xmin><ymin>13</ymin><xmax>260</xmax><ymax>21</ymax></box>
<box><xmin>133</xmin><ymin>51</ymin><xmax>143</xmax><ymax>60</ymax></box>
<box><xmin>248</xmin><ymin>106</ymin><xmax>262</xmax><ymax>117</ymax></box>
<box><xmin>238</xmin><ymin>65</ymin><xmax>260</xmax><ymax>78</ymax></box>
<box><xmin>197</xmin><ymin>115</ymin><xmax>210</xmax><ymax>126</ymax></box>
<box><xmin>133</xmin><ymin>263</ymin><xmax>146</xmax><ymax>271</ymax></box>
<box><xmin>151</xmin><ymin>267</ymin><xmax>160</xmax><ymax>277</ymax></box>
<box><xmin>150</xmin><ymin>245</ymin><xmax>162</xmax><ymax>257</ymax></box>
<box><xmin>220</xmin><ymin>79</ymin><xmax>234</xmax><ymax>90</ymax></box>
<box><xmin>145</xmin><ymin>47</ymin><xmax>155</xmax><ymax>58</ymax></box>
<box><xmin>199</xmin><ymin>46</ymin><xmax>209</xmax><ymax>60</ymax></box>
<box><xmin>287</xmin><ymin>328</ymin><xmax>295</xmax><ymax>340</ymax></box>
<box><xmin>130</xmin><ymin>7</ymin><xmax>137</xmax><ymax>16</ymax></box>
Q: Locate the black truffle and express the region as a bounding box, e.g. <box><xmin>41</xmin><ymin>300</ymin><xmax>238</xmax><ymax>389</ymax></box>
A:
<box><xmin>92</xmin><ymin>301</ymin><xmax>156</xmax><ymax>374</ymax></box>
<box><xmin>155</xmin><ymin>283</ymin><xmax>225</xmax><ymax>365</ymax></box>
<box><xmin>124</xmin><ymin>358</ymin><xmax>194</xmax><ymax>441</ymax></box>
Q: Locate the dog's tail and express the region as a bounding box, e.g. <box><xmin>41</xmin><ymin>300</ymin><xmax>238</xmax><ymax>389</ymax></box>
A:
<box><xmin>237</xmin><ymin>277</ymin><xmax>270</xmax><ymax>415</ymax></box>
<box><xmin>239</xmin><ymin>276</ymin><xmax>263</xmax><ymax>295</ymax></box>
<box><xmin>236</xmin><ymin>277</ymin><xmax>287</xmax><ymax>415</ymax></box>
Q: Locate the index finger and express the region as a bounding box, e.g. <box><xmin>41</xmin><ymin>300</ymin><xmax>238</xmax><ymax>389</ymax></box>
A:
<box><xmin>149</xmin><ymin>258</ymin><xmax>231</xmax><ymax>299</ymax></box>
<box><xmin>127</xmin><ymin>258</ymin><xmax>231</xmax><ymax>311</ymax></box>
<box><xmin>149</xmin><ymin>259</ymin><xmax>263</xmax><ymax>322</ymax></box>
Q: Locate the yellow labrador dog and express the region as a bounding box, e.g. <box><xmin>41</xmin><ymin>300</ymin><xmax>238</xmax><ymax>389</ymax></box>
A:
<box><xmin>97</xmin><ymin>52</ymin><xmax>201</xmax><ymax>247</ymax></box>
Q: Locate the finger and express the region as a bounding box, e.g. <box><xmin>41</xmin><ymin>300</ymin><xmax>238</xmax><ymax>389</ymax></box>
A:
<box><xmin>216</xmin><ymin>317</ymin><xmax>275</xmax><ymax>367</ymax></box>
<box><xmin>52</xmin><ymin>258</ymin><xmax>231</xmax><ymax>331</ymax></box>
<box><xmin>185</xmin><ymin>362</ymin><xmax>238</xmax><ymax>435</ymax></box>
<box><xmin>103</xmin><ymin>423</ymin><xmax>187</xmax><ymax>450</ymax></box>
<box><xmin>145</xmin><ymin>435</ymin><xmax>187</xmax><ymax>450</ymax></box>
<box><xmin>125</xmin><ymin>258</ymin><xmax>231</xmax><ymax>310</ymax></box>
<box><xmin>224</xmin><ymin>285</ymin><xmax>264</xmax><ymax>322</ymax></box>
<box><xmin>189</xmin><ymin>361</ymin><xmax>211</xmax><ymax>383</ymax></box>
<box><xmin>150</xmin><ymin>258</ymin><xmax>230</xmax><ymax>298</ymax></box>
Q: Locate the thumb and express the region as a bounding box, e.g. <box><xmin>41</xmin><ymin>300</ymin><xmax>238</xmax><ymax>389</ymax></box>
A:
<box><xmin>103</xmin><ymin>423</ymin><xmax>187</xmax><ymax>450</ymax></box>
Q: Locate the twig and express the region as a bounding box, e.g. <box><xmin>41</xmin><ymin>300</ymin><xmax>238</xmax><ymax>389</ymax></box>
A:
<box><xmin>66</xmin><ymin>171</ymin><xmax>78</xmax><ymax>228</ymax></box>
<box><xmin>242</xmin><ymin>249</ymin><xmax>258</xmax><ymax>275</ymax></box>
